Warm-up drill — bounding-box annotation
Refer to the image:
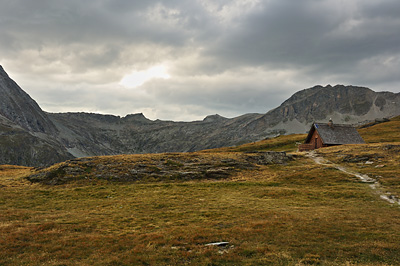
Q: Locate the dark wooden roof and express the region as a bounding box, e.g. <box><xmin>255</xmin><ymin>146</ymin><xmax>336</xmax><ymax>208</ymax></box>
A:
<box><xmin>305</xmin><ymin>123</ymin><xmax>365</xmax><ymax>145</ymax></box>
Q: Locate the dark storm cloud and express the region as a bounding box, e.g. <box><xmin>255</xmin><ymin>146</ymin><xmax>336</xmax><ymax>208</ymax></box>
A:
<box><xmin>0</xmin><ymin>0</ymin><xmax>399</xmax><ymax>120</ymax></box>
<box><xmin>207</xmin><ymin>0</ymin><xmax>400</xmax><ymax>70</ymax></box>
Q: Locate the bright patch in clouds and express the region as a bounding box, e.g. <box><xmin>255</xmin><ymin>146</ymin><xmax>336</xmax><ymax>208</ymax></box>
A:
<box><xmin>120</xmin><ymin>65</ymin><xmax>171</xmax><ymax>88</ymax></box>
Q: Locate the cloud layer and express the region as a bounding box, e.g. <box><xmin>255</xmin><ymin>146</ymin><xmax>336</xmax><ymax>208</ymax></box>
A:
<box><xmin>1</xmin><ymin>0</ymin><xmax>399</xmax><ymax>120</ymax></box>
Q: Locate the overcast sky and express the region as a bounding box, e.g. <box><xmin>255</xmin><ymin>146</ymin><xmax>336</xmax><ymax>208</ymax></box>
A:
<box><xmin>1</xmin><ymin>0</ymin><xmax>400</xmax><ymax>121</ymax></box>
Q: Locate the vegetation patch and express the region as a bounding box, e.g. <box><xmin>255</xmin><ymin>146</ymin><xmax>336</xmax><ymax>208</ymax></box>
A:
<box><xmin>26</xmin><ymin>151</ymin><xmax>293</xmax><ymax>185</ymax></box>
<box><xmin>213</xmin><ymin>134</ymin><xmax>306</xmax><ymax>153</ymax></box>
<box><xmin>359</xmin><ymin>115</ymin><xmax>400</xmax><ymax>143</ymax></box>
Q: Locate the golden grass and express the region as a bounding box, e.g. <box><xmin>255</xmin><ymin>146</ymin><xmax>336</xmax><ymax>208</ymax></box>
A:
<box><xmin>0</xmin><ymin>165</ymin><xmax>34</xmax><ymax>187</ymax></box>
<box><xmin>315</xmin><ymin>142</ymin><xmax>400</xmax><ymax>196</ymax></box>
<box><xmin>210</xmin><ymin>134</ymin><xmax>306</xmax><ymax>153</ymax></box>
<box><xmin>1</xmin><ymin>151</ymin><xmax>400</xmax><ymax>265</ymax></box>
<box><xmin>1</xmin><ymin>116</ymin><xmax>400</xmax><ymax>265</ymax></box>
<box><xmin>359</xmin><ymin>115</ymin><xmax>400</xmax><ymax>143</ymax></box>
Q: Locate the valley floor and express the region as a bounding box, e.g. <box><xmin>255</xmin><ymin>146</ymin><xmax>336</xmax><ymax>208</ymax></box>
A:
<box><xmin>1</xmin><ymin>142</ymin><xmax>400</xmax><ymax>265</ymax></box>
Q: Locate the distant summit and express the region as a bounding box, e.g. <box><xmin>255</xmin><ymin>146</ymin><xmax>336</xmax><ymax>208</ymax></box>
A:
<box><xmin>0</xmin><ymin>65</ymin><xmax>399</xmax><ymax>167</ymax></box>
<box><xmin>123</xmin><ymin>113</ymin><xmax>152</xmax><ymax>123</ymax></box>
<box><xmin>203</xmin><ymin>114</ymin><xmax>228</xmax><ymax>122</ymax></box>
<box><xmin>243</xmin><ymin>84</ymin><xmax>400</xmax><ymax>135</ymax></box>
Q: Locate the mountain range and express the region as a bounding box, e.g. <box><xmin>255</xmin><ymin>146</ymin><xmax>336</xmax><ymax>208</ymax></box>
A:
<box><xmin>1</xmin><ymin>65</ymin><xmax>399</xmax><ymax>167</ymax></box>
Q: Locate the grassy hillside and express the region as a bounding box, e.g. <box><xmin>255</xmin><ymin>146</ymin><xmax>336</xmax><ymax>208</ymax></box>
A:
<box><xmin>315</xmin><ymin>142</ymin><xmax>400</xmax><ymax>196</ymax></box>
<box><xmin>211</xmin><ymin>114</ymin><xmax>400</xmax><ymax>153</ymax></box>
<box><xmin>358</xmin><ymin>115</ymin><xmax>400</xmax><ymax>143</ymax></box>
<box><xmin>1</xmin><ymin>117</ymin><xmax>400</xmax><ymax>265</ymax></box>
<box><xmin>211</xmin><ymin>134</ymin><xmax>306</xmax><ymax>153</ymax></box>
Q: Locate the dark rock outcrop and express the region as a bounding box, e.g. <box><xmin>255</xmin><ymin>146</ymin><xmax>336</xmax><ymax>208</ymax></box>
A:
<box><xmin>27</xmin><ymin>151</ymin><xmax>292</xmax><ymax>185</ymax></box>
<box><xmin>244</xmin><ymin>151</ymin><xmax>293</xmax><ymax>165</ymax></box>
<box><xmin>0</xmin><ymin>115</ymin><xmax>74</xmax><ymax>167</ymax></box>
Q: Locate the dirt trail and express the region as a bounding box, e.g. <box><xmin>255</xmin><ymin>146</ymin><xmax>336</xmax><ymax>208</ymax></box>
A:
<box><xmin>306</xmin><ymin>151</ymin><xmax>400</xmax><ymax>206</ymax></box>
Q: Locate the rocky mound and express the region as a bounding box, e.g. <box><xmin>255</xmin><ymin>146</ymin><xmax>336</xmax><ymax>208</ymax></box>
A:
<box><xmin>27</xmin><ymin>151</ymin><xmax>293</xmax><ymax>185</ymax></box>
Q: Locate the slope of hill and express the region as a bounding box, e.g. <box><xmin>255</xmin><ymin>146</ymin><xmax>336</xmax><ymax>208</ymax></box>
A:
<box><xmin>358</xmin><ymin>115</ymin><xmax>400</xmax><ymax>143</ymax></box>
<box><xmin>1</xmin><ymin>116</ymin><xmax>400</xmax><ymax>265</ymax></box>
<box><xmin>0</xmin><ymin>115</ymin><xmax>73</xmax><ymax>167</ymax></box>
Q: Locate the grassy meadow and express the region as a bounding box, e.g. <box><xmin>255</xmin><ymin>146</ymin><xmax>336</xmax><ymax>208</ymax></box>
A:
<box><xmin>0</xmin><ymin>117</ymin><xmax>399</xmax><ymax>265</ymax></box>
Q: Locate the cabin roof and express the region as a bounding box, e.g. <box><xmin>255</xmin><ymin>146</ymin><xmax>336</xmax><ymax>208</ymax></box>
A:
<box><xmin>305</xmin><ymin>123</ymin><xmax>365</xmax><ymax>145</ymax></box>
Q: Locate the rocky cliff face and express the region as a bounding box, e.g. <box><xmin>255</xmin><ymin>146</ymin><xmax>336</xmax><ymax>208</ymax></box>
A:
<box><xmin>0</xmin><ymin>67</ymin><xmax>73</xmax><ymax>166</ymax></box>
<box><xmin>47</xmin><ymin>112</ymin><xmax>263</xmax><ymax>157</ymax></box>
<box><xmin>0</xmin><ymin>65</ymin><xmax>399</xmax><ymax>167</ymax></box>
<box><xmin>0</xmin><ymin>114</ymin><xmax>74</xmax><ymax>167</ymax></box>
<box><xmin>0</xmin><ymin>66</ymin><xmax>58</xmax><ymax>135</ymax></box>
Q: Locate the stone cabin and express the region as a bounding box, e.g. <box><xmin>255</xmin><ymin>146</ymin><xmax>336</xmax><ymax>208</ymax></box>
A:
<box><xmin>299</xmin><ymin>119</ymin><xmax>365</xmax><ymax>151</ymax></box>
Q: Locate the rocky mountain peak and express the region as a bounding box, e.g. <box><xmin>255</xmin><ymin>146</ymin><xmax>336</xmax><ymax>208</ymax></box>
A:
<box><xmin>281</xmin><ymin>84</ymin><xmax>373</xmax><ymax>107</ymax></box>
<box><xmin>244</xmin><ymin>84</ymin><xmax>399</xmax><ymax>136</ymax></box>
<box><xmin>0</xmin><ymin>65</ymin><xmax>9</xmax><ymax>77</ymax></box>
<box><xmin>122</xmin><ymin>113</ymin><xmax>151</xmax><ymax>123</ymax></box>
<box><xmin>0</xmin><ymin>65</ymin><xmax>57</xmax><ymax>134</ymax></box>
<box><xmin>203</xmin><ymin>114</ymin><xmax>228</xmax><ymax>122</ymax></box>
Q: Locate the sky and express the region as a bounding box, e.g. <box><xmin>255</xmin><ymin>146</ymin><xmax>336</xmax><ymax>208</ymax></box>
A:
<box><xmin>1</xmin><ymin>0</ymin><xmax>400</xmax><ymax>121</ymax></box>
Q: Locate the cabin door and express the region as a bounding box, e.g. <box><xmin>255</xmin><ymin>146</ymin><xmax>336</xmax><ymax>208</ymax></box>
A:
<box><xmin>315</xmin><ymin>137</ymin><xmax>318</xmax><ymax>149</ymax></box>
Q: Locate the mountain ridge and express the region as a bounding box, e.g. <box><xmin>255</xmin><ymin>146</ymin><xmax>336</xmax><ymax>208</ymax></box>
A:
<box><xmin>0</xmin><ymin>65</ymin><xmax>399</xmax><ymax>166</ymax></box>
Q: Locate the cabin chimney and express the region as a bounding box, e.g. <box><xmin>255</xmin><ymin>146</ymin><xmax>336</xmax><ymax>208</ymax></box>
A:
<box><xmin>328</xmin><ymin>118</ymin><xmax>333</xmax><ymax>128</ymax></box>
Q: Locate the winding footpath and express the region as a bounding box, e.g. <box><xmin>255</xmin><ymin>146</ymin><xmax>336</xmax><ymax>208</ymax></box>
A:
<box><xmin>306</xmin><ymin>151</ymin><xmax>400</xmax><ymax>206</ymax></box>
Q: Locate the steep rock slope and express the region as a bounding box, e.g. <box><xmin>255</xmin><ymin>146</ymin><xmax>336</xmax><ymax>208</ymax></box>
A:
<box><xmin>0</xmin><ymin>67</ymin><xmax>73</xmax><ymax>166</ymax></box>
<box><xmin>0</xmin><ymin>66</ymin><xmax>58</xmax><ymax>134</ymax></box>
<box><xmin>0</xmin><ymin>114</ymin><xmax>73</xmax><ymax>167</ymax></box>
